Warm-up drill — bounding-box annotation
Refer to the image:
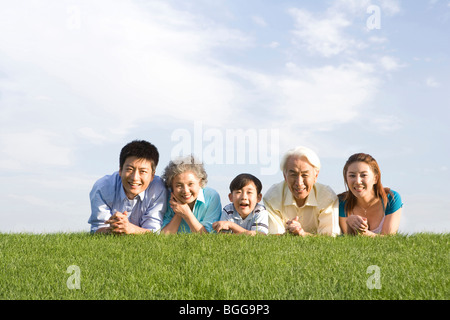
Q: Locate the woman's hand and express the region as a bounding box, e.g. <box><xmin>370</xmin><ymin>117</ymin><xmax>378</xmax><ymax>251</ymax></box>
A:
<box><xmin>169</xmin><ymin>193</ymin><xmax>193</xmax><ymax>219</ymax></box>
<box><xmin>168</xmin><ymin>193</ymin><xmax>207</xmax><ymax>234</ymax></box>
<box><xmin>346</xmin><ymin>215</ymin><xmax>369</xmax><ymax>234</ymax></box>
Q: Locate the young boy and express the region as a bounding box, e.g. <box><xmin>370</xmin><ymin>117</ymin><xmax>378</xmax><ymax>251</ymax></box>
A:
<box><xmin>213</xmin><ymin>173</ymin><xmax>269</xmax><ymax>235</ymax></box>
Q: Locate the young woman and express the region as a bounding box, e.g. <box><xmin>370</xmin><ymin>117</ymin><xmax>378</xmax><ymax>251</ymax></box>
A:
<box><xmin>338</xmin><ymin>153</ymin><xmax>403</xmax><ymax>236</ymax></box>
<box><xmin>160</xmin><ymin>155</ymin><xmax>221</xmax><ymax>234</ymax></box>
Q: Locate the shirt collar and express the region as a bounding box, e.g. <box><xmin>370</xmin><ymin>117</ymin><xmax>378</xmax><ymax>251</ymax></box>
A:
<box><xmin>283</xmin><ymin>182</ymin><xmax>318</xmax><ymax>208</ymax></box>
<box><xmin>196</xmin><ymin>188</ymin><xmax>205</xmax><ymax>204</ymax></box>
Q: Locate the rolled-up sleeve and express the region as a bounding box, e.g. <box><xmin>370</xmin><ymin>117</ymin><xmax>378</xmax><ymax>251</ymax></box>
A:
<box><xmin>263</xmin><ymin>184</ymin><xmax>287</xmax><ymax>235</ymax></box>
<box><xmin>88</xmin><ymin>187</ymin><xmax>112</xmax><ymax>233</ymax></box>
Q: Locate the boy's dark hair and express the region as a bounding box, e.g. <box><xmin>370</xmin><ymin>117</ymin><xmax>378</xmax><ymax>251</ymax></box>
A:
<box><xmin>229</xmin><ymin>173</ymin><xmax>262</xmax><ymax>194</ymax></box>
<box><xmin>119</xmin><ymin>140</ymin><xmax>159</xmax><ymax>172</ymax></box>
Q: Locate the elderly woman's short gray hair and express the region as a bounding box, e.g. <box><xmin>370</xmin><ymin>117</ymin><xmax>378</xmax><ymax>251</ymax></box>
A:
<box><xmin>280</xmin><ymin>146</ymin><xmax>321</xmax><ymax>173</ymax></box>
<box><xmin>162</xmin><ymin>154</ymin><xmax>208</xmax><ymax>189</ymax></box>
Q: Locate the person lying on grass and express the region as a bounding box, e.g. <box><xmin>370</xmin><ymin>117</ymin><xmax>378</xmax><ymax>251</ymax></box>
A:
<box><xmin>88</xmin><ymin>140</ymin><xmax>168</xmax><ymax>234</ymax></box>
<box><xmin>263</xmin><ymin>146</ymin><xmax>340</xmax><ymax>236</ymax></box>
<box><xmin>338</xmin><ymin>153</ymin><xmax>403</xmax><ymax>237</ymax></box>
<box><xmin>160</xmin><ymin>155</ymin><xmax>221</xmax><ymax>234</ymax></box>
<box><xmin>213</xmin><ymin>173</ymin><xmax>269</xmax><ymax>235</ymax></box>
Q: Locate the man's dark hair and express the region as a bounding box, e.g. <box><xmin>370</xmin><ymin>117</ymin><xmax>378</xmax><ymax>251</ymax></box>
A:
<box><xmin>119</xmin><ymin>140</ymin><xmax>159</xmax><ymax>172</ymax></box>
<box><xmin>229</xmin><ymin>173</ymin><xmax>262</xmax><ymax>194</ymax></box>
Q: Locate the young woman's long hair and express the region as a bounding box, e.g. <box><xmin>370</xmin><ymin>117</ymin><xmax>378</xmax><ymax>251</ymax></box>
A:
<box><xmin>339</xmin><ymin>153</ymin><xmax>392</xmax><ymax>215</ymax></box>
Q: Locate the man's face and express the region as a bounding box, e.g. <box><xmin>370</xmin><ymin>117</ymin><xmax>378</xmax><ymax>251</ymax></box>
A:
<box><xmin>283</xmin><ymin>156</ymin><xmax>318</xmax><ymax>207</ymax></box>
<box><xmin>119</xmin><ymin>156</ymin><xmax>154</xmax><ymax>200</ymax></box>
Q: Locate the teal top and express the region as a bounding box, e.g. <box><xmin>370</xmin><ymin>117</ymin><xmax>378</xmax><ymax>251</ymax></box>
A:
<box><xmin>339</xmin><ymin>189</ymin><xmax>403</xmax><ymax>218</ymax></box>
<box><xmin>162</xmin><ymin>187</ymin><xmax>222</xmax><ymax>233</ymax></box>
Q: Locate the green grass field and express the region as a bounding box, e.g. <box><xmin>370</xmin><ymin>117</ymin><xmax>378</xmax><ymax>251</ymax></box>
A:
<box><xmin>0</xmin><ymin>232</ymin><xmax>448</xmax><ymax>300</ymax></box>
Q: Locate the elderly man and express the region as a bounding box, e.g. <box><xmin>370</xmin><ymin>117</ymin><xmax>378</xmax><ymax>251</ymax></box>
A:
<box><xmin>263</xmin><ymin>146</ymin><xmax>340</xmax><ymax>236</ymax></box>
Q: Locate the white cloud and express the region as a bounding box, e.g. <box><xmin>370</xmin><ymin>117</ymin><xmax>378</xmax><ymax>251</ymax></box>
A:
<box><xmin>268</xmin><ymin>41</ymin><xmax>280</xmax><ymax>48</ymax></box>
<box><xmin>332</xmin><ymin>0</ymin><xmax>401</xmax><ymax>16</ymax></box>
<box><xmin>379</xmin><ymin>0</ymin><xmax>401</xmax><ymax>15</ymax></box>
<box><xmin>426</xmin><ymin>77</ymin><xmax>441</xmax><ymax>87</ymax></box>
<box><xmin>0</xmin><ymin>1</ymin><xmax>251</xmax><ymax>137</ymax></box>
<box><xmin>379</xmin><ymin>56</ymin><xmax>405</xmax><ymax>71</ymax></box>
<box><xmin>275</xmin><ymin>61</ymin><xmax>379</xmax><ymax>128</ymax></box>
<box><xmin>289</xmin><ymin>8</ymin><xmax>355</xmax><ymax>57</ymax></box>
<box><xmin>332</xmin><ymin>0</ymin><xmax>373</xmax><ymax>14</ymax></box>
<box><xmin>217</xmin><ymin>58</ymin><xmax>380</xmax><ymax>132</ymax></box>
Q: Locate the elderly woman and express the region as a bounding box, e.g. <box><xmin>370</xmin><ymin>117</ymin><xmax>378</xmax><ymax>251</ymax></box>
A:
<box><xmin>338</xmin><ymin>153</ymin><xmax>403</xmax><ymax>236</ymax></box>
<box><xmin>160</xmin><ymin>155</ymin><xmax>222</xmax><ymax>234</ymax></box>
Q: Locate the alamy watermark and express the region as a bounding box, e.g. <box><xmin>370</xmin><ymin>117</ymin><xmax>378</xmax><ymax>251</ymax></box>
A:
<box><xmin>366</xmin><ymin>265</ymin><xmax>382</xmax><ymax>290</ymax></box>
<box><xmin>367</xmin><ymin>5</ymin><xmax>381</xmax><ymax>30</ymax></box>
<box><xmin>170</xmin><ymin>121</ymin><xmax>279</xmax><ymax>176</ymax></box>
<box><xmin>66</xmin><ymin>265</ymin><xmax>81</xmax><ymax>290</ymax></box>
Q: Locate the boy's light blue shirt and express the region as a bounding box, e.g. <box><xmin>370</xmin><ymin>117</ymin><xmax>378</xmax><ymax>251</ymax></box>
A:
<box><xmin>162</xmin><ymin>187</ymin><xmax>222</xmax><ymax>233</ymax></box>
<box><xmin>88</xmin><ymin>172</ymin><xmax>168</xmax><ymax>233</ymax></box>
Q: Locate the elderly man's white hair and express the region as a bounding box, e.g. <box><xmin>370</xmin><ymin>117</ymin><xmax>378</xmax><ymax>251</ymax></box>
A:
<box><xmin>280</xmin><ymin>146</ymin><xmax>321</xmax><ymax>172</ymax></box>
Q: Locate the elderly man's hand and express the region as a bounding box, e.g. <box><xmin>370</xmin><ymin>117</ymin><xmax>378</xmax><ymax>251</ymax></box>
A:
<box><xmin>286</xmin><ymin>216</ymin><xmax>306</xmax><ymax>236</ymax></box>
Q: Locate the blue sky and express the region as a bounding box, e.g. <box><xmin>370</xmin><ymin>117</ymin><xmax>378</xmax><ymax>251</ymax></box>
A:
<box><xmin>0</xmin><ymin>0</ymin><xmax>448</xmax><ymax>233</ymax></box>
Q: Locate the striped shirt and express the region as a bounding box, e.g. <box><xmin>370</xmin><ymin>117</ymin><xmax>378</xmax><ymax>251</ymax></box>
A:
<box><xmin>219</xmin><ymin>203</ymin><xmax>269</xmax><ymax>234</ymax></box>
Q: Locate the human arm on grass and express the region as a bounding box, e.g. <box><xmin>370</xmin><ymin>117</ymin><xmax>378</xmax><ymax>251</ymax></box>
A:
<box><xmin>106</xmin><ymin>211</ymin><xmax>154</xmax><ymax>235</ymax></box>
<box><xmin>262</xmin><ymin>197</ymin><xmax>286</xmax><ymax>235</ymax></box>
<box><xmin>88</xmin><ymin>183</ymin><xmax>115</xmax><ymax>234</ymax></box>
<box><xmin>358</xmin><ymin>208</ymin><xmax>402</xmax><ymax>237</ymax></box>
<box><xmin>160</xmin><ymin>193</ymin><xmax>208</xmax><ymax>234</ymax></box>
<box><xmin>379</xmin><ymin>209</ymin><xmax>402</xmax><ymax>235</ymax></box>
<box><xmin>286</xmin><ymin>216</ymin><xmax>311</xmax><ymax>236</ymax></box>
<box><xmin>174</xmin><ymin>197</ymin><xmax>208</xmax><ymax>234</ymax></box>
<box><xmin>343</xmin><ymin>215</ymin><xmax>369</xmax><ymax>235</ymax></box>
<box><xmin>192</xmin><ymin>188</ymin><xmax>222</xmax><ymax>233</ymax></box>
<box><xmin>342</xmin><ymin>191</ymin><xmax>403</xmax><ymax>237</ymax></box>
<box><xmin>338</xmin><ymin>196</ymin><xmax>368</xmax><ymax>236</ymax></box>
<box><xmin>212</xmin><ymin>221</ymin><xmax>262</xmax><ymax>235</ymax></box>
<box><xmin>316</xmin><ymin>196</ymin><xmax>340</xmax><ymax>236</ymax></box>
<box><xmin>88</xmin><ymin>173</ymin><xmax>157</xmax><ymax>235</ymax></box>
<box><xmin>137</xmin><ymin>179</ymin><xmax>167</xmax><ymax>233</ymax></box>
<box><xmin>160</xmin><ymin>193</ymin><xmax>192</xmax><ymax>234</ymax></box>
<box><xmin>378</xmin><ymin>191</ymin><xmax>403</xmax><ymax>236</ymax></box>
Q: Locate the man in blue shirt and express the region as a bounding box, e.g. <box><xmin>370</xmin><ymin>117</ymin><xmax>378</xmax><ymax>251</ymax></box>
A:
<box><xmin>88</xmin><ymin>140</ymin><xmax>168</xmax><ymax>234</ymax></box>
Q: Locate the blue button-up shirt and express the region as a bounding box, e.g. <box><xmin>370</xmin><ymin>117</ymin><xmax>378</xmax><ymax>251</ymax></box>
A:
<box><xmin>162</xmin><ymin>187</ymin><xmax>222</xmax><ymax>233</ymax></box>
<box><xmin>88</xmin><ymin>172</ymin><xmax>168</xmax><ymax>233</ymax></box>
